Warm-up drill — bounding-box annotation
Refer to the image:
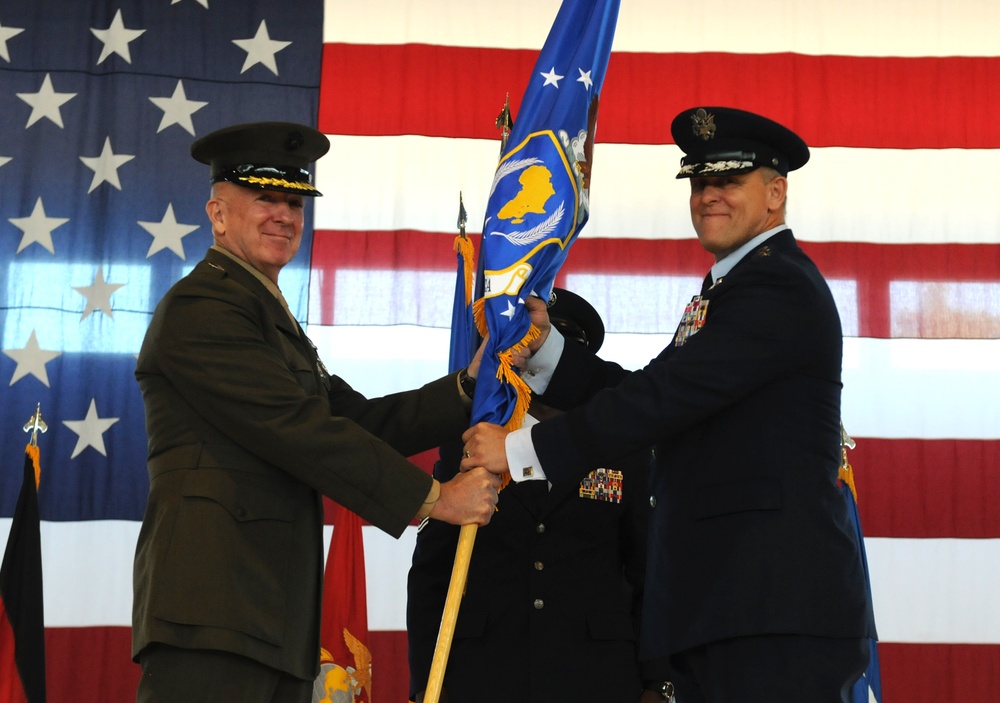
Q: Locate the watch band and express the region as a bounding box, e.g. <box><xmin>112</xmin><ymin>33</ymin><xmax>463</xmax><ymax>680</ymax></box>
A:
<box><xmin>642</xmin><ymin>680</ymin><xmax>675</xmax><ymax>701</ymax></box>
<box><xmin>458</xmin><ymin>368</ymin><xmax>477</xmax><ymax>398</ymax></box>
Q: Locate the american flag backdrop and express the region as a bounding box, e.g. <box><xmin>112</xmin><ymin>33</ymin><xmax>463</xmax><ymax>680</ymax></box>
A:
<box><xmin>1</xmin><ymin>1</ymin><xmax>999</xmax><ymax>701</ymax></box>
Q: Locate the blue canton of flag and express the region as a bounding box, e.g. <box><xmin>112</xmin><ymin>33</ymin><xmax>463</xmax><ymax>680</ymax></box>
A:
<box><xmin>0</xmin><ymin>1</ymin><xmax>320</xmax><ymax>697</ymax></box>
<box><xmin>472</xmin><ymin>0</ymin><xmax>620</xmax><ymax>428</ymax></box>
<box><xmin>0</xmin><ymin>0</ymin><xmax>321</xmax><ymax>519</ymax></box>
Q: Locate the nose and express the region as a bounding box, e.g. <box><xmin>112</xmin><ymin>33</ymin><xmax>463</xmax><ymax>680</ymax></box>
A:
<box><xmin>693</xmin><ymin>184</ymin><xmax>721</xmax><ymax>205</ymax></box>
<box><xmin>270</xmin><ymin>199</ymin><xmax>294</xmax><ymax>224</ymax></box>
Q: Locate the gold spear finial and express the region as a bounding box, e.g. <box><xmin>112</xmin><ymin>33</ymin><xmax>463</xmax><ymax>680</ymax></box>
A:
<box><xmin>495</xmin><ymin>93</ymin><xmax>512</xmax><ymax>154</ymax></box>
<box><xmin>23</xmin><ymin>403</ymin><xmax>47</xmax><ymax>447</ymax></box>
<box><xmin>841</xmin><ymin>421</ymin><xmax>856</xmax><ymax>452</ymax></box>
<box><xmin>840</xmin><ymin>421</ymin><xmax>856</xmax><ymax>467</ymax></box>
<box><xmin>838</xmin><ymin>421</ymin><xmax>859</xmax><ymax>500</ymax></box>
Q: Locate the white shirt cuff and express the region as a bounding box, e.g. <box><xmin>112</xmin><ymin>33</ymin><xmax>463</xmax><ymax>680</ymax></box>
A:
<box><xmin>504</xmin><ymin>420</ymin><xmax>547</xmax><ymax>482</ymax></box>
<box><xmin>522</xmin><ymin>328</ymin><xmax>564</xmax><ymax>394</ymax></box>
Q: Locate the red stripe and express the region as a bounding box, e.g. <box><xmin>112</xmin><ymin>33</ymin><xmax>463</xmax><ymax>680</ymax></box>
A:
<box><xmin>45</xmin><ymin>627</ymin><xmax>138</xmax><ymax>702</ymax></box>
<box><xmin>879</xmin><ymin>642</ymin><xmax>1000</xmax><ymax>702</ymax></box>
<box><xmin>0</xmin><ymin>602</ymin><xmax>29</xmax><ymax>703</ymax></box>
<box><xmin>409</xmin><ymin>440</ymin><xmax>1000</xmax><ymax>539</ymax></box>
<box><xmin>44</xmin><ymin>627</ymin><xmax>1000</xmax><ymax>703</ymax></box>
<box><xmin>853</xmin><ymin>438</ymin><xmax>1000</xmax><ymax>539</ymax></box>
<box><xmin>320</xmin><ymin>44</ymin><xmax>1000</xmax><ymax>148</ymax></box>
<box><xmin>309</xmin><ymin>229</ymin><xmax>1000</xmax><ymax>338</ymax></box>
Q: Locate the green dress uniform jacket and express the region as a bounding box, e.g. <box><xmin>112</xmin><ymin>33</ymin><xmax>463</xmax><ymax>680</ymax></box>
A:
<box><xmin>132</xmin><ymin>248</ymin><xmax>469</xmax><ymax>680</ymax></box>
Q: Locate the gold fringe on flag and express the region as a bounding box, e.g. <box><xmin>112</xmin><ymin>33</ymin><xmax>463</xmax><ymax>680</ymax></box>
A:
<box><xmin>25</xmin><ymin>443</ymin><xmax>41</xmax><ymax>490</ymax></box>
<box><xmin>454</xmin><ymin>235</ymin><xmax>475</xmax><ymax>307</ymax></box>
<box><xmin>838</xmin><ymin>459</ymin><xmax>858</xmax><ymax>502</ymax></box>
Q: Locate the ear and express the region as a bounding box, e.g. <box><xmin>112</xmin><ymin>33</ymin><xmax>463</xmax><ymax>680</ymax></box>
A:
<box><xmin>205</xmin><ymin>198</ymin><xmax>225</xmax><ymax>235</ymax></box>
<box><xmin>767</xmin><ymin>175</ymin><xmax>788</xmax><ymax>212</ymax></box>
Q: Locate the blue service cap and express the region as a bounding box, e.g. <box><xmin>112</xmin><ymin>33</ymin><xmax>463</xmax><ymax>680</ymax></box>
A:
<box><xmin>547</xmin><ymin>288</ymin><xmax>605</xmax><ymax>353</ymax></box>
<box><xmin>671</xmin><ymin>107</ymin><xmax>809</xmax><ymax>179</ymax></box>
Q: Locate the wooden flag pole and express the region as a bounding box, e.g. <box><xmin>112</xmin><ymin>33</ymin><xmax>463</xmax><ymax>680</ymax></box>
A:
<box><xmin>423</xmin><ymin>523</ymin><xmax>478</xmax><ymax>703</ymax></box>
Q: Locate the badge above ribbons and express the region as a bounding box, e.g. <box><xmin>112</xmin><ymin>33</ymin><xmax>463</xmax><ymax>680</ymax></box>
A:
<box><xmin>472</xmin><ymin>0</ymin><xmax>621</xmax><ymax>432</ymax></box>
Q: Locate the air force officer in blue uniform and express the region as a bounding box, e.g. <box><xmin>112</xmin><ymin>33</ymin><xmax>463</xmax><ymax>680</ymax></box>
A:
<box><xmin>459</xmin><ymin>107</ymin><xmax>877</xmax><ymax>703</ymax></box>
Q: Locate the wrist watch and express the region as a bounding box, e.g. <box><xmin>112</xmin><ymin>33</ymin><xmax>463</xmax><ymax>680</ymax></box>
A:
<box><xmin>643</xmin><ymin>680</ymin><xmax>675</xmax><ymax>701</ymax></box>
<box><xmin>458</xmin><ymin>367</ymin><xmax>477</xmax><ymax>398</ymax></box>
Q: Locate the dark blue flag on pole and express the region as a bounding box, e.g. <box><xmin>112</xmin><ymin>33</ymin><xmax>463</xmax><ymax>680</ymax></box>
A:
<box><xmin>0</xmin><ymin>444</ymin><xmax>46</xmax><ymax>703</ymax></box>
<box><xmin>447</xmin><ymin>196</ymin><xmax>477</xmax><ymax>375</ymax></box>
<box><xmin>471</xmin><ymin>0</ymin><xmax>621</xmax><ymax>430</ymax></box>
<box><xmin>839</xmin><ymin>431</ymin><xmax>883</xmax><ymax>703</ymax></box>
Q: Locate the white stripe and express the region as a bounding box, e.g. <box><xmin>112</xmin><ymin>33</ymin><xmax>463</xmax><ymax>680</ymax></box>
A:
<box><xmin>39</xmin><ymin>519</ymin><xmax>136</xmax><ymax>628</ymax></box>
<box><xmin>305</xmin><ymin>326</ymin><xmax>1000</xmax><ymax>441</ymax></box>
<box><xmin>5</xmin><ymin>519</ymin><xmax>997</xmax><ymax>644</ymax></box>
<box><xmin>313</xmin><ymin>135</ymin><xmax>1000</xmax><ymax>246</ymax></box>
<box><xmin>323</xmin><ymin>0</ymin><xmax>1000</xmax><ymax>58</ymax></box>
<box><xmin>866</xmin><ymin>537</ymin><xmax>1000</xmax><ymax>644</ymax></box>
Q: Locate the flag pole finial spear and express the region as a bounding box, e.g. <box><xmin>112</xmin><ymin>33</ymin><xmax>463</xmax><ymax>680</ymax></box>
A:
<box><xmin>457</xmin><ymin>191</ymin><xmax>468</xmax><ymax>239</ymax></box>
<box><xmin>23</xmin><ymin>403</ymin><xmax>47</xmax><ymax>447</ymax></box>
<box><xmin>839</xmin><ymin>421</ymin><xmax>859</xmax><ymax>500</ymax></box>
<box><xmin>495</xmin><ymin>93</ymin><xmax>512</xmax><ymax>154</ymax></box>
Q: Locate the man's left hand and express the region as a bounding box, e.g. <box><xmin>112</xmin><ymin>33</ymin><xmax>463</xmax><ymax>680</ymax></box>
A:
<box><xmin>460</xmin><ymin>422</ymin><xmax>510</xmax><ymax>475</ymax></box>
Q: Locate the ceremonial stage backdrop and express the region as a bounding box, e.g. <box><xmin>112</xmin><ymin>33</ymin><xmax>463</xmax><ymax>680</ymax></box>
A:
<box><xmin>1</xmin><ymin>1</ymin><xmax>999</xmax><ymax>701</ymax></box>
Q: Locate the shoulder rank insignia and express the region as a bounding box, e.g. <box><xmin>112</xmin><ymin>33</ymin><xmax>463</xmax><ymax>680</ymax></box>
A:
<box><xmin>674</xmin><ymin>294</ymin><xmax>709</xmax><ymax>347</ymax></box>
<box><xmin>579</xmin><ymin>467</ymin><xmax>623</xmax><ymax>503</ymax></box>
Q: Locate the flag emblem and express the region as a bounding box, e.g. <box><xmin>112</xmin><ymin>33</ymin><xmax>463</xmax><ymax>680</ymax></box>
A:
<box><xmin>482</xmin><ymin>129</ymin><xmax>583</xmax><ymax>301</ymax></box>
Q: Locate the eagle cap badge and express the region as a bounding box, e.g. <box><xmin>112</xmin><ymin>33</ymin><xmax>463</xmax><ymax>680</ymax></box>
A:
<box><xmin>690</xmin><ymin>108</ymin><xmax>717</xmax><ymax>141</ymax></box>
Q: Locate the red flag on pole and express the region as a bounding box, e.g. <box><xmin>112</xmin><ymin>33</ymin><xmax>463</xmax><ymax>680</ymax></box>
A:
<box><xmin>313</xmin><ymin>501</ymin><xmax>371</xmax><ymax>703</ymax></box>
<box><xmin>0</xmin><ymin>445</ymin><xmax>46</xmax><ymax>703</ymax></box>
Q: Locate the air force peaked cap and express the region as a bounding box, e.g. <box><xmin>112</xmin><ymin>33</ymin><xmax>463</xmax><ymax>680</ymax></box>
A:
<box><xmin>547</xmin><ymin>287</ymin><xmax>605</xmax><ymax>353</ymax></box>
<box><xmin>191</xmin><ymin>121</ymin><xmax>330</xmax><ymax>196</ymax></box>
<box><xmin>671</xmin><ymin>107</ymin><xmax>809</xmax><ymax>179</ymax></box>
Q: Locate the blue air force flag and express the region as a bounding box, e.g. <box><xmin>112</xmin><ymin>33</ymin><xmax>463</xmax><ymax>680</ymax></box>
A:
<box><xmin>472</xmin><ymin>0</ymin><xmax>621</xmax><ymax>428</ymax></box>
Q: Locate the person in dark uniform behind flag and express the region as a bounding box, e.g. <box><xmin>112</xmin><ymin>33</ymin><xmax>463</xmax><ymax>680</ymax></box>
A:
<box><xmin>406</xmin><ymin>288</ymin><xmax>667</xmax><ymax>703</ymax></box>
<box><xmin>132</xmin><ymin>121</ymin><xmax>501</xmax><ymax>703</ymax></box>
<box><xmin>459</xmin><ymin>107</ymin><xmax>877</xmax><ymax>703</ymax></box>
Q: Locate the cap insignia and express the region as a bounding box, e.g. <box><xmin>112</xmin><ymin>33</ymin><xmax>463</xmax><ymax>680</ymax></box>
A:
<box><xmin>690</xmin><ymin>108</ymin><xmax>717</xmax><ymax>141</ymax></box>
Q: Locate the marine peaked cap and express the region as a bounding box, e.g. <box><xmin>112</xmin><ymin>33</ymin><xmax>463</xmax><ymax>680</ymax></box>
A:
<box><xmin>191</xmin><ymin>121</ymin><xmax>330</xmax><ymax>196</ymax></box>
<box><xmin>547</xmin><ymin>287</ymin><xmax>605</xmax><ymax>353</ymax></box>
<box><xmin>671</xmin><ymin>106</ymin><xmax>809</xmax><ymax>179</ymax></box>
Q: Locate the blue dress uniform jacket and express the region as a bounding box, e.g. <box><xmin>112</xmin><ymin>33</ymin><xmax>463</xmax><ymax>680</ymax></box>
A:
<box><xmin>529</xmin><ymin>230</ymin><xmax>876</xmax><ymax>662</ymax></box>
<box><xmin>133</xmin><ymin>248</ymin><xmax>470</xmax><ymax>681</ymax></box>
<box><xmin>407</xmin><ymin>442</ymin><xmax>652</xmax><ymax>703</ymax></box>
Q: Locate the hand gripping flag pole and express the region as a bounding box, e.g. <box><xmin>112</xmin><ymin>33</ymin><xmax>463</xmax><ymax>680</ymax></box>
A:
<box><xmin>424</xmin><ymin>3</ymin><xmax>621</xmax><ymax>701</ymax></box>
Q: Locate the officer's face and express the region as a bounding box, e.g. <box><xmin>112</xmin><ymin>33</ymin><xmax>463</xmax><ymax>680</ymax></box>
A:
<box><xmin>207</xmin><ymin>182</ymin><xmax>305</xmax><ymax>283</ymax></box>
<box><xmin>688</xmin><ymin>169</ymin><xmax>786</xmax><ymax>261</ymax></box>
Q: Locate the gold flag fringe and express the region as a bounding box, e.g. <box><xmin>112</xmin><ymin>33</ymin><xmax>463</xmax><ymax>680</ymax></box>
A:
<box><xmin>838</xmin><ymin>461</ymin><xmax>858</xmax><ymax>502</ymax></box>
<box><xmin>471</xmin><ymin>297</ymin><xmax>542</xmax><ymax>490</ymax></box>
<box><xmin>25</xmin><ymin>443</ymin><xmax>41</xmax><ymax>490</ymax></box>
<box><xmin>453</xmin><ymin>236</ymin><xmax>475</xmax><ymax>307</ymax></box>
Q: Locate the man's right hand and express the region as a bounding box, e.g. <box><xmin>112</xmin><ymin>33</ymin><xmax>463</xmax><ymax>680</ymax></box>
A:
<box><xmin>430</xmin><ymin>467</ymin><xmax>500</xmax><ymax>526</ymax></box>
<box><xmin>525</xmin><ymin>294</ymin><xmax>551</xmax><ymax>354</ymax></box>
